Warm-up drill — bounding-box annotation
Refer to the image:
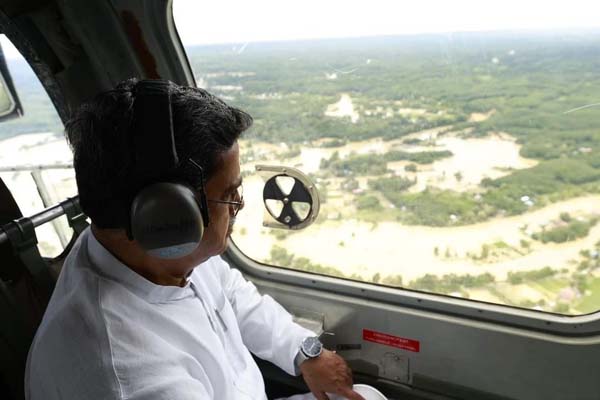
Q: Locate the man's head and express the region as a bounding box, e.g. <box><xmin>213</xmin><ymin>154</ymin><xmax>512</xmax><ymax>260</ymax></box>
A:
<box><xmin>67</xmin><ymin>78</ymin><xmax>251</xmax><ymax>269</ymax></box>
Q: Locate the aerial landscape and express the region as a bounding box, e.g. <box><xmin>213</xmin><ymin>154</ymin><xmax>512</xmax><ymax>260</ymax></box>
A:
<box><xmin>2</xmin><ymin>30</ymin><xmax>600</xmax><ymax>315</ymax></box>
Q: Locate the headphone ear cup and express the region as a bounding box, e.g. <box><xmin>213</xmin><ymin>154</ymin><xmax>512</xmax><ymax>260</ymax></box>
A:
<box><xmin>130</xmin><ymin>182</ymin><xmax>204</xmax><ymax>259</ymax></box>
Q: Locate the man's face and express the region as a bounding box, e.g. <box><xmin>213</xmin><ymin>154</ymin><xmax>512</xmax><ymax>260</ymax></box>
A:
<box><xmin>193</xmin><ymin>141</ymin><xmax>243</xmax><ymax>260</ymax></box>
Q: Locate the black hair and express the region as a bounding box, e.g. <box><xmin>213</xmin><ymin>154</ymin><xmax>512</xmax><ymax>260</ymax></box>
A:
<box><xmin>66</xmin><ymin>78</ymin><xmax>252</xmax><ymax>229</ymax></box>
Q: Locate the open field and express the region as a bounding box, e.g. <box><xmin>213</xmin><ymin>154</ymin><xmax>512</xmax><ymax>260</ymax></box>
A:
<box><xmin>576</xmin><ymin>277</ymin><xmax>600</xmax><ymax>314</ymax></box>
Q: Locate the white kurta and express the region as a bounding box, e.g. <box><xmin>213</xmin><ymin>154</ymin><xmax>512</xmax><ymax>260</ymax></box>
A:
<box><xmin>25</xmin><ymin>228</ymin><xmax>314</xmax><ymax>399</ymax></box>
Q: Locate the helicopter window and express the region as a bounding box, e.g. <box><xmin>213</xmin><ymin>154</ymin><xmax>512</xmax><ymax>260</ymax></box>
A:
<box><xmin>0</xmin><ymin>35</ymin><xmax>76</xmax><ymax>258</ymax></box>
<box><xmin>126</xmin><ymin>1</ymin><xmax>600</xmax><ymax>315</ymax></box>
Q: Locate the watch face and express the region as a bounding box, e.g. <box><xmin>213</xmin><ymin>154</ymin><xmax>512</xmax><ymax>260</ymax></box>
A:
<box><xmin>302</xmin><ymin>336</ymin><xmax>323</xmax><ymax>357</ymax></box>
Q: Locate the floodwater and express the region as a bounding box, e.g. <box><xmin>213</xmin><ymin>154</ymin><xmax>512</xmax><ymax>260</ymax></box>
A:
<box><xmin>235</xmin><ymin>127</ymin><xmax>596</xmax><ymax>286</ymax></box>
<box><xmin>271</xmin><ymin>130</ymin><xmax>537</xmax><ymax>193</ymax></box>
<box><xmin>324</xmin><ymin>93</ymin><xmax>360</xmax><ymax>123</ymax></box>
<box><xmin>395</xmin><ymin>133</ymin><xmax>538</xmax><ymax>192</ymax></box>
<box><xmin>234</xmin><ymin>182</ymin><xmax>600</xmax><ymax>282</ymax></box>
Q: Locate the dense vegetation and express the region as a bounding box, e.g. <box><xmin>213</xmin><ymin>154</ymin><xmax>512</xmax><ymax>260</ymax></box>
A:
<box><xmin>320</xmin><ymin>151</ymin><xmax>388</xmax><ymax>176</ymax></box>
<box><xmin>532</xmin><ymin>216</ymin><xmax>598</xmax><ymax>244</ymax></box>
<box><xmin>507</xmin><ymin>266</ymin><xmax>557</xmax><ymax>285</ymax></box>
<box><xmin>318</xmin><ymin>150</ymin><xmax>453</xmax><ymax>177</ymax></box>
<box><xmin>185</xmin><ymin>31</ymin><xmax>600</xmax><ymax>228</ymax></box>
<box><xmin>269</xmin><ymin>245</ymin><xmax>347</xmax><ymax>278</ymax></box>
<box><xmin>384</xmin><ymin>150</ymin><xmax>453</xmax><ymax>164</ymax></box>
<box><xmin>269</xmin><ymin>245</ymin><xmax>497</xmax><ymax>295</ymax></box>
<box><xmin>188</xmin><ymin>31</ymin><xmax>600</xmax><ymax>149</ymax></box>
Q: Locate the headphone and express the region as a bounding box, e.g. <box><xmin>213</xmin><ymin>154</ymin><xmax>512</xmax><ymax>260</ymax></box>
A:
<box><xmin>126</xmin><ymin>79</ymin><xmax>210</xmax><ymax>259</ymax></box>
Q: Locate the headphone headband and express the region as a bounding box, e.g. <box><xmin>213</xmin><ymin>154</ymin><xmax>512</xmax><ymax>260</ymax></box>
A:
<box><xmin>128</xmin><ymin>79</ymin><xmax>208</xmax><ymax>258</ymax></box>
<box><xmin>132</xmin><ymin>80</ymin><xmax>179</xmax><ymax>180</ymax></box>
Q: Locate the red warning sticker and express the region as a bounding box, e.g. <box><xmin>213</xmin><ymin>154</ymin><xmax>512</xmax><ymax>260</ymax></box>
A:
<box><xmin>363</xmin><ymin>329</ymin><xmax>420</xmax><ymax>352</ymax></box>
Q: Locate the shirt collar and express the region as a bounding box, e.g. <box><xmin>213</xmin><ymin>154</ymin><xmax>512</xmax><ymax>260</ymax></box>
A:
<box><xmin>86</xmin><ymin>229</ymin><xmax>195</xmax><ymax>303</ymax></box>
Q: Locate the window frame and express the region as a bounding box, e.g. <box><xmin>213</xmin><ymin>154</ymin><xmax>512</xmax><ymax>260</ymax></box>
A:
<box><xmin>0</xmin><ymin>30</ymin><xmax>75</xmax><ymax>256</ymax></box>
<box><xmin>224</xmin><ymin>241</ymin><xmax>600</xmax><ymax>336</ymax></box>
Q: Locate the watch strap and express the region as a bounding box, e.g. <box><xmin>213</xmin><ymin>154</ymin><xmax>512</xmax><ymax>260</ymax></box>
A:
<box><xmin>294</xmin><ymin>347</ymin><xmax>309</xmax><ymax>374</ymax></box>
<box><xmin>294</xmin><ymin>336</ymin><xmax>323</xmax><ymax>374</ymax></box>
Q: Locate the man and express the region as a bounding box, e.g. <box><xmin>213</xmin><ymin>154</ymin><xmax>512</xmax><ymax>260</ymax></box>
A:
<box><xmin>25</xmin><ymin>79</ymin><xmax>365</xmax><ymax>400</ymax></box>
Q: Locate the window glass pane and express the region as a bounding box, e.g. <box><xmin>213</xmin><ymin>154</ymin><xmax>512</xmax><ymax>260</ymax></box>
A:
<box><xmin>0</xmin><ymin>36</ymin><xmax>75</xmax><ymax>257</ymax></box>
<box><xmin>174</xmin><ymin>0</ymin><xmax>600</xmax><ymax>315</ymax></box>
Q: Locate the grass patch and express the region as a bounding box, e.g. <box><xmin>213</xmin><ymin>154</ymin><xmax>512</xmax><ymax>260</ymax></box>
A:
<box><xmin>507</xmin><ymin>266</ymin><xmax>557</xmax><ymax>284</ymax></box>
<box><xmin>383</xmin><ymin>150</ymin><xmax>453</xmax><ymax>164</ymax></box>
<box><xmin>532</xmin><ymin>217</ymin><xmax>598</xmax><ymax>244</ymax></box>
<box><xmin>321</xmin><ymin>152</ymin><xmax>388</xmax><ymax>176</ymax></box>
<box><xmin>389</xmin><ymin>189</ymin><xmax>480</xmax><ymax>226</ymax></box>
<box><xmin>575</xmin><ymin>277</ymin><xmax>600</xmax><ymax>314</ymax></box>
<box><xmin>355</xmin><ymin>194</ymin><xmax>383</xmax><ymax>210</ymax></box>
<box><xmin>530</xmin><ymin>278</ymin><xmax>570</xmax><ymax>297</ymax></box>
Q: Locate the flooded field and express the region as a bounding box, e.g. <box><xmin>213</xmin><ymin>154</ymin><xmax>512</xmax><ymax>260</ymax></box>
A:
<box><xmin>324</xmin><ymin>93</ymin><xmax>360</xmax><ymax>123</ymax></box>
<box><xmin>244</xmin><ymin>127</ymin><xmax>537</xmax><ymax>194</ymax></box>
<box><xmin>2</xmin><ymin>129</ymin><xmax>599</xmax><ymax>313</ymax></box>
<box><xmin>234</xmin><ymin>175</ymin><xmax>600</xmax><ymax>281</ymax></box>
<box><xmin>234</xmin><ymin>171</ymin><xmax>600</xmax><ymax>312</ymax></box>
<box><xmin>235</xmin><ymin>126</ymin><xmax>600</xmax><ymax>313</ymax></box>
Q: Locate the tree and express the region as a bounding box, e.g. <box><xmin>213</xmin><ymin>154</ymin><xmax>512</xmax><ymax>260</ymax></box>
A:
<box><xmin>372</xmin><ymin>273</ymin><xmax>381</xmax><ymax>283</ymax></box>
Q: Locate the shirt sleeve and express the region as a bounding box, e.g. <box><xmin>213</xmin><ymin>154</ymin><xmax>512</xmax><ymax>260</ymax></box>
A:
<box><xmin>213</xmin><ymin>256</ymin><xmax>315</xmax><ymax>376</ymax></box>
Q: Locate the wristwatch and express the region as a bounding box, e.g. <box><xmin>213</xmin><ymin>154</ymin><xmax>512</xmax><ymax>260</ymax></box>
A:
<box><xmin>295</xmin><ymin>336</ymin><xmax>323</xmax><ymax>371</ymax></box>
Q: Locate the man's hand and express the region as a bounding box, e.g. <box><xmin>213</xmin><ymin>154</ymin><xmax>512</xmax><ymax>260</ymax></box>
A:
<box><xmin>299</xmin><ymin>349</ymin><xmax>366</xmax><ymax>400</ymax></box>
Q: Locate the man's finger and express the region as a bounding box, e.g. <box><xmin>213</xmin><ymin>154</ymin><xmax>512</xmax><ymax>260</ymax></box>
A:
<box><xmin>314</xmin><ymin>391</ymin><xmax>330</xmax><ymax>400</ymax></box>
<box><xmin>339</xmin><ymin>387</ymin><xmax>366</xmax><ymax>400</ymax></box>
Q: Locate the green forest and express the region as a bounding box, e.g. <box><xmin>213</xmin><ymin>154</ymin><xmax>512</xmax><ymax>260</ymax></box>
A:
<box><xmin>187</xmin><ymin>31</ymin><xmax>600</xmax><ymax>228</ymax></box>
